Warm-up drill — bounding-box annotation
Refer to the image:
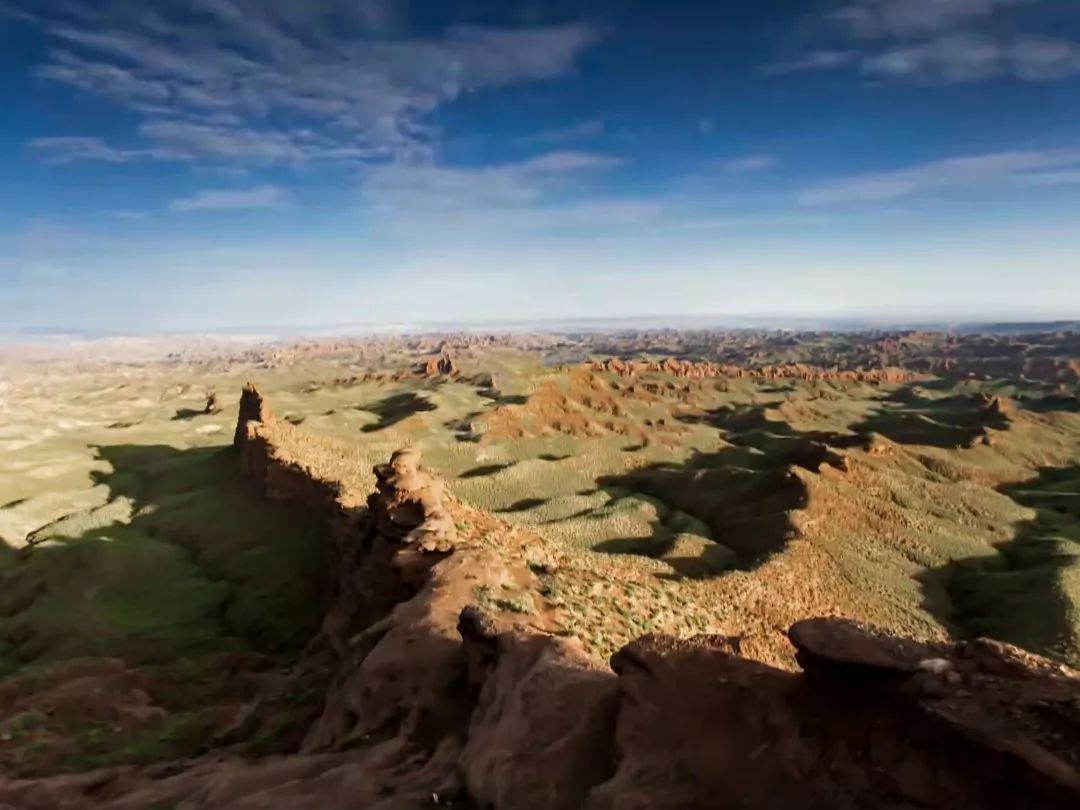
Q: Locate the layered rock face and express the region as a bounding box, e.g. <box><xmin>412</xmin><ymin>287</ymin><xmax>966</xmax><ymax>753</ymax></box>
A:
<box><xmin>585</xmin><ymin>357</ymin><xmax>918</xmax><ymax>384</ymax></box>
<box><xmin>3</xmin><ymin>385</ymin><xmax>1078</xmax><ymax>809</ymax></box>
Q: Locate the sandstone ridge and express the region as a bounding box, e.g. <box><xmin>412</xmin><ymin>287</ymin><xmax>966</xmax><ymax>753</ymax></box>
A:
<box><xmin>2</xmin><ymin>384</ymin><xmax>1077</xmax><ymax>809</ymax></box>
<box><xmin>583</xmin><ymin>357</ymin><xmax>920</xmax><ymax>383</ymax></box>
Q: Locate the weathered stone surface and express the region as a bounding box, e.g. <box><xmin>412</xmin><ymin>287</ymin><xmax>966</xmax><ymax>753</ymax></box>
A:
<box><xmin>459</xmin><ymin>607</ymin><xmax>618</xmax><ymax>810</ymax></box>
<box><xmin>369</xmin><ymin>448</ymin><xmax>457</xmax><ymax>552</ymax></box>
<box><xmin>588</xmin><ymin>624</ymin><xmax>1080</xmax><ymax>809</ymax></box>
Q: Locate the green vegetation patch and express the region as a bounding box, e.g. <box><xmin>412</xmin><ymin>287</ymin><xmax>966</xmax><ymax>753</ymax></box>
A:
<box><xmin>124</xmin><ymin>446</ymin><xmax>326</xmax><ymax>651</ymax></box>
<box><xmin>943</xmin><ymin>465</ymin><xmax>1080</xmax><ymax>667</ymax></box>
<box><xmin>0</xmin><ymin>527</ymin><xmax>228</xmax><ymax>666</ymax></box>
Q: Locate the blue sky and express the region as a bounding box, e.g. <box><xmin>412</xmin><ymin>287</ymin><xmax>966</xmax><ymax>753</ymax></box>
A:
<box><xmin>3</xmin><ymin>0</ymin><xmax>1080</xmax><ymax>332</ymax></box>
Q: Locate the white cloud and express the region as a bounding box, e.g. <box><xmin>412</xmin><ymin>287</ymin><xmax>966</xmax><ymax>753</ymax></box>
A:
<box><xmin>356</xmin><ymin>152</ymin><xmax>811</xmax><ymax>240</ymax></box>
<box><xmin>718</xmin><ymin>155</ymin><xmax>777</xmax><ymax>173</ymax></box>
<box><xmin>777</xmin><ymin>0</ymin><xmax>1080</xmax><ymax>84</ymax></box>
<box><xmin>864</xmin><ymin>33</ymin><xmax>1001</xmax><ymax>80</ymax></box>
<box><xmin>801</xmin><ymin>147</ymin><xmax>1080</xmax><ymax>204</ymax></box>
<box><xmin>766</xmin><ymin>50</ymin><xmax>857</xmax><ymax>74</ymax></box>
<box><xmin>139</xmin><ymin>121</ymin><xmax>375</xmax><ymax>164</ymax></box>
<box><xmin>1020</xmin><ymin>169</ymin><xmax>1080</xmax><ymax>186</ymax></box>
<box><xmin>1010</xmin><ymin>36</ymin><xmax>1080</xmax><ymax>80</ymax></box>
<box><xmin>547</xmin><ymin>200</ymin><xmax>665</xmax><ymax>227</ymax></box>
<box><xmin>354</xmin><ymin>149</ymin><xmax>665</xmax><ymax>239</ymax></box>
<box><xmin>515</xmin><ymin>151</ymin><xmax>623</xmax><ymax>173</ymax></box>
<box><xmin>361</xmin><ymin>150</ymin><xmax>622</xmax><ymax>216</ymax></box>
<box><xmin>38</xmin><ymin>49</ymin><xmax>171</xmax><ymax>105</ymax></box>
<box><xmin>20</xmin><ymin>1</ymin><xmax>603</xmax><ymax>166</ymax></box>
<box><xmin>513</xmin><ymin>120</ymin><xmax>605</xmax><ymax>146</ymax></box>
<box><xmin>28</xmin><ymin>136</ymin><xmax>186</xmax><ymax>163</ymax></box>
<box><xmin>863</xmin><ymin>34</ymin><xmax>1080</xmax><ymax>82</ymax></box>
<box><xmin>780</xmin><ymin>33</ymin><xmax>1080</xmax><ymax>84</ymax></box>
<box><xmin>170</xmin><ymin>185</ymin><xmax>288</xmax><ymax>212</ymax></box>
<box><xmin>833</xmin><ymin>0</ymin><xmax>1027</xmax><ymax>39</ymax></box>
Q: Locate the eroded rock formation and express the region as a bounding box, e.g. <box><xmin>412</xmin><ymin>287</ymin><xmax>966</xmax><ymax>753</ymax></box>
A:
<box><xmin>416</xmin><ymin>353</ymin><xmax>458</xmax><ymax>378</ymax></box>
<box><xmin>458</xmin><ymin>606</ymin><xmax>619</xmax><ymax>810</ymax></box>
<box><xmin>590</xmin><ymin>621</ymin><xmax>1080</xmax><ymax>809</ymax></box>
<box><xmin>3</xmin><ymin>386</ymin><xmax>1077</xmax><ymax>809</ymax></box>
<box><xmin>232</xmin><ymin>382</ymin><xmax>275</xmax><ymax>448</ymax></box>
<box><xmin>370</xmin><ymin>448</ymin><xmax>457</xmax><ymax>552</ymax></box>
<box><xmin>585</xmin><ymin>357</ymin><xmax>919</xmax><ymax>384</ymax></box>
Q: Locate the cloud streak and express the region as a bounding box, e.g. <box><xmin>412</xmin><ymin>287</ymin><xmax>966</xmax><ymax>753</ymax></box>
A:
<box><xmin>864</xmin><ymin>34</ymin><xmax>1080</xmax><ymax>82</ymax></box>
<box><xmin>170</xmin><ymin>185</ymin><xmax>288</xmax><ymax>212</ymax></box>
<box><xmin>718</xmin><ymin>154</ymin><xmax>778</xmax><ymax>173</ymax></box>
<box><xmin>20</xmin><ymin>1</ymin><xmax>603</xmax><ymax>166</ymax></box>
<box><xmin>777</xmin><ymin>0</ymin><xmax>1080</xmax><ymax>83</ymax></box>
<box><xmin>29</xmin><ymin>136</ymin><xmax>186</xmax><ymax>164</ymax></box>
<box><xmin>352</xmin><ymin>149</ymin><xmax>676</xmax><ymax>240</ymax></box>
<box><xmin>513</xmin><ymin>120</ymin><xmax>606</xmax><ymax>146</ymax></box>
<box><xmin>801</xmin><ymin>148</ymin><xmax>1080</xmax><ymax>204</ymax></box>
<box><xmin>361</xmin><ymin>150</ymin><xmax>624</xmax><ymax>219</ymax></box>
<box><xmin>832</xmin><ymin>0</ymin><xmax>1027</xmax><ymax>39</ymax></box>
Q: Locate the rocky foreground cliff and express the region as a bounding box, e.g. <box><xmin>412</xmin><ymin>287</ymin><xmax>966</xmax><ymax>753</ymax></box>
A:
<box><xmin>1</xmin><ymin>384</ymin><xmax>1078</xmax><ymax>809</ymax></box>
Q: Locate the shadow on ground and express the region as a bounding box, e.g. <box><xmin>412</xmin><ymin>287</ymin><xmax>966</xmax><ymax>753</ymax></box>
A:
<box><xmin>477</xmin><ymin>388</ymin><xmax>528</xmax><ymax>406</ymax></box>
<box><xmin>854</xmin><ymin>387</ymin><xmax>1010</xmax><ymax>449</ymax></box>
<box><xmin>359</xmin><ymin>392</ymin><xmax>437</xmax><ymax>433</ymax></box>
<box><xmin>584</xmin><ymin>402</ymin><xmax>854</xmax><ymax>579</ymax></box>
<box><xmin>171</xmin><ymin>408</ymin><xmax>206</xmax><ymax>421</ymax></box>
<box><xmin>918</xmin><ymin>464</ymin><xmax>1080</xmax><ymax>667</ymax></box>
<box><xmin>1017</xmin><ymin>393</ymin><xmax>1080</xmax><ymax>414</ymax></box>
<box><xmin>460</xmin><ymin>462</ymin><xmax>516</xmax><ymax>480</ymax></box>
<box><xmin>495</xmin><ymin>497</ymin><xmax>549</xmax><ymax>514</ymax></box>
<box><xmin>0</xmin><ymin>444</ymin><xmax>327</xmax><ymax>669</ymax></box>
<box><xmin>0</xmin><ymin>442</ymin><xmax>333</xmax><ymax>775</ymax></box>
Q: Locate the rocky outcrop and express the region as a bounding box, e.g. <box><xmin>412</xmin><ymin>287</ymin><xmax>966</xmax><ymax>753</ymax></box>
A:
<box><xmin>232</xmin><ymin>382</ymin><xmax>274</xmax><ymax>448</ymax></box>
<box><xmin>590</xmin><ymin>621</ymin><xmax>1080</xmax><ymax>809</ymax></box>
<box><xmin>370</xmin><ymin>448</ymin><xmax>456</xmax><ymax>552</ymax></box>
<box><xmin>231</xmin><ymin>386</ymin><xmax>339</xmax><ymax>515</ymax></box>
<box><xmin>6</xmin><ymin>612</ymin><xmax>1078</xmax><ymax>809</ymax></box>
<box><xmin>416</xmin><ymin>353</ymin><xmax>458</xmax><ymax>378</ymax></box>
<box><xmin>984</xmin><ymin>394</ymin><xmax>1017</xmax><ymax>418</ymax></box>
<box><xmin>4</xmin><ymin>387</ymin><xmax>1078</xmax><ymax>809</ymax></box>
<box><xmin>789</xmin><ymin>618</ymin><xmax>1080</xmax><ymax>798</ymax></box>
<box><xmin>305</xmin><ymin>354</ymin><xmax>478</xmax><ymax>388</ymax></box>
<box><xmin>585</xmin><ymin>358</ymin><xmax>920</xmax><ymax>384</ymax></box>
<box><xmin>458</xmin><ymin>607</ymin><xmax>619</xmax><ymax>810</ymax></box>
<box><xmin>227</xmin><ymin>391</ymin><xmax>1080</xmax><ymax>809</ymax></box>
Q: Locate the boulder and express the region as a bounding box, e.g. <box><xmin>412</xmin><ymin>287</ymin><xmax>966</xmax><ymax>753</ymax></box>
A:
<box><xmin>588</xmin><ymin>622</ymin><xmax>1080</xmax><ymax>809</ymax></box>
<box><xmin>459</xmin><ymin>607</ymin><xmax>619</xmax><ymax>810</ymax></box>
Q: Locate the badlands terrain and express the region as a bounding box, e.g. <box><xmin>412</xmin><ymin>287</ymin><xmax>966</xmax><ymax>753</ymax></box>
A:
<box><xmin>0</xmin><ymin>327</ymin><xmax>1079</xmax><ymax>807</ymax></box>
